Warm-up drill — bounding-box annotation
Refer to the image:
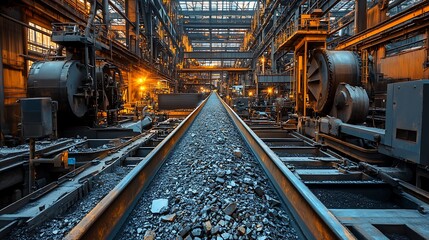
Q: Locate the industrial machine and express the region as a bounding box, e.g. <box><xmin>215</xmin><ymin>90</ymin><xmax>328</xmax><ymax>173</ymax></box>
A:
<box><xmin>306</xmin><ymin>49</ymin><xmax>368</xmax><ymax>123</ymax></box>
<box><xmin>300</xmin><ymin>49</ymin><xmax>429</xmax><ymax>184</ymax></box>
<box><xmin>27</xmin><ymin>20</ymin><xmax>124</xmax><ymax>128</ymax></box>
<box><xmin>28</xmin><ymin>60</ymin><xmax>124</xmax><ymax>125</ymax></box>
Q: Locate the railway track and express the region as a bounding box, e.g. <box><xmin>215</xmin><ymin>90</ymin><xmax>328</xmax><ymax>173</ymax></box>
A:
<box><xmin>65</xmin><ymin>93</ymin><xmax>300</xmax><ymax>239</ymax></box>
<box><xmin>0</xmin><ymin>131</ymin><xmax>163</xmax><ymax>238</ymax></box>
<box><xmin>64</xmin><ymin>93</ymin><xmax>429</xmax><ymax>239</ymax></box>
<box><xmin>4</xmin><ymin>93</ymin><xmax>429</xmax><ymax>239</ymax></box>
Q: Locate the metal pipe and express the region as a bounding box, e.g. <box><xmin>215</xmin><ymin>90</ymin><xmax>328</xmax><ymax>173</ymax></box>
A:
<box><xmin>29</xmin><ymin>138</ymin><xmax>36</xmax><ymax>192</ymax></box>
<box><xmin>85</xmin><ymin>1</ymin><xmax>97</xmax><ymax>37</ymax></box>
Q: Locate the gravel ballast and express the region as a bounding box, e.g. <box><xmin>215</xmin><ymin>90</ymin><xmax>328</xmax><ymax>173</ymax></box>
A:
<box><xmin>117</xmin><ymin>94</ymin><xmax>298</xmax><ymax>239</ymax></box>
<box><xmin>5</xmin><ymin>166</ymin><xmax>133</xmax><ymax>240</ymax></box>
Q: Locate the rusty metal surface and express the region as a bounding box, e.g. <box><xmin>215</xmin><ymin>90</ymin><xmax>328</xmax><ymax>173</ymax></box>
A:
<box><xmin>336</xmin><ymin>1</ymin><xmax>429</xmax><ymax>50</ymax></box>
<box><xmin>307</xmin><ymin>49</ymin><xmax>361</xmax><ymax>115</ymax></box>
<box><xmin>217</xmin><ymin>93</ymin><xmax>355</xmax><ymax>240</ymax></box>
<box><xmin>64</xmin><ymin>95</ymin><xmax>209</xmax><ymax>240</ymax></box>
<box><xmin>320</xmin><ymin>133</ymin><xmax>385</xmax><ymax>163</ymax></box>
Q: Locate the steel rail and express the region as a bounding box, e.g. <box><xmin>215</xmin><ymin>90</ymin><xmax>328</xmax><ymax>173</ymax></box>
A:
<box><xmin>0</xmin><ymin>139</ymin><xmax>77</xmax><ymax>171</ymax></box>
<box><xmin>217</xmin><ymin>93</ymin><xmax>355</xmax><ymax>240</ymax></box>
<box><xmin>64</xmin><ymin>95</ymin><xmax>209</xmax><ymax>240</ymax></box>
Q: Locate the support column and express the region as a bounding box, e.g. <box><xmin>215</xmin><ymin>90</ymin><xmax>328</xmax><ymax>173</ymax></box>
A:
<box><xmin>303</xmin><ymin>41</ymin><xmax>308</xmax><ymax>117</ymax></box>
<box><xmin>426</xmin><ymin>28</ymin><xmax>429</xmax><ymax>65</ymax></box>
<box><xmin>271</xmin><ymin>11</ymin><xmax>277</xmax><ymax>73</ymax></box>
<box><xmin>142</xmin><ymin>2</ymin><xmax>154</xmax><ymax>63</ymax></box>
<box><xmin>102</xmin><ymin>0</ymin><xmax>110</xmax><ymax>38</ymax></box>
<box><xmin>271</xmin><ymin>40</ymin><xmax>276</xmax><ymax>73</ymax></box>
<box><xmin>126</xmin><ymin>0</ymin><xmax>138</xmax><ymax>53</ymax></box>
<box><xmin>251</xmin><ymin>58</ymin><xmax>258</xmax><ymax>98</ymax></box>
<box><xmin>355</xmin><ymin>0</ymin><xmax>367</xmax><ymax>33</ymax></box>
<box><xmin>0</xmin><ymin>25</ymin><xmax>4</xmax><ymax>146</ymax></box>
<box><xmin>295</xmin><ymin>55</ymin><xmax>302</xmax><ymax>114</ymax></box>
<box><xmin>135</xmin><ymin>0</ymin><xmax>140</xmax><ymax>56</ymax></box>
<box><xmin>29</xmin><ymin>138</ymin><xmax>35</xmax><ymax>192</ymax></box>
<box><xmin>209</xmin><ymin>0</ymin><xmax>212</xmax><ymax>52</ymax></box>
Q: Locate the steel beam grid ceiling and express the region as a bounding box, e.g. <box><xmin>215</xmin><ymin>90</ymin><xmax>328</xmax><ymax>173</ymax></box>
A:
<box><xmin>183</xmin><ymin>51</ymin><xmax>252</xmax><ymax>59</ymax></box>
<box><xmin>179</xmin><ymin>0</ymin><xmax>257</xmax><ymax>58</ymax></box>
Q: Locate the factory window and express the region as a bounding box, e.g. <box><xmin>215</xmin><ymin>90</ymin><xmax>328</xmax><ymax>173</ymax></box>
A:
<box><xmin>27</xmin><ymin>60</ymin><xmax>34</xmax><ymax>74</ymax></box>
<box><xmin>385</xmin><ymin>34</ymin><xmax>425</xmax><ymax>57</ymax></box>
<box><xmin>27</xmin><ymin>22</ymin><xmax>57</xmax><ymax>55</ymax></box>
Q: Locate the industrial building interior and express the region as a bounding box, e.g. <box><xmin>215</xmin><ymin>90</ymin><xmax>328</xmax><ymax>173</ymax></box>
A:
<box><xmin>1</xmin><ymin>0</ymin><xmax>429</xmax><ymax>239</ymax></box>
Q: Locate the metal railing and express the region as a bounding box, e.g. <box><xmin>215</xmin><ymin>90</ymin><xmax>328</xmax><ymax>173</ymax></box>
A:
<box><xmin>275</xmin><ymin>17</ymin><xmax>330</xmax><ymax>51</ymax></box>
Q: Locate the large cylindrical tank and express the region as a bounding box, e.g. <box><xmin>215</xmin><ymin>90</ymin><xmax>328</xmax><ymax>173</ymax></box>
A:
<box><xmin>307</xmin><ymin>49</ymin><xmax>361</xmax><ymax>114</ymax></box>
<box><xmin>27</xmin><ymin>60</ymin><xmax>88</xmax><ymax>118</ymax></box>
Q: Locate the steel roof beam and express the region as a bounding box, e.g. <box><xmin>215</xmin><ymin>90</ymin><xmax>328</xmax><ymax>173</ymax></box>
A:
<box><xmin>178</xmin><ymin>67</ymin><xmax>250</xmax><ymax>72</ymax></box>
<box><xmin>184</xmin><ymin>23</ymin><xmax>251</xmax><ymax>28</ymax></box>
<box><xmin>191</xmin><ymin>39</ymin><xmax>242</xmax><ymax>43</ymax></box>
<box><xmin>183</xmin><ymin>51</ymin><xmax>252</xmax><ymax>59</ymax></box>
<box><xmin>180</xmin><ymin>10</ymin><xmax>254</xmax><ymax>16</ymax></box>
<box><xmin>192</xmin><ymin>47</ymin><xmax>241</xmax><ymax>50</ymax></box>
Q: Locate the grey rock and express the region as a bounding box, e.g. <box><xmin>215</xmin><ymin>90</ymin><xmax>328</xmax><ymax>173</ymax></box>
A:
<box><xmin>218</xmin><ymin>220</ymin><xmax>226</xmax><ymax>227</ymax></box>
<box><xmin>243</xmin><ymin>178</ymin><xmax>252</xmax><ymax>184</ymax></box>
<box><xmin>268</xmin><ymin>209</ymin><xmax>278</xmax><ymax>218</ymax></box>
<box><xmin>144</xmin><ymin>230</ymin><xmax>156</xmax><ymax>240</ymax></box>
<box><xmin>211</xmin><ymin>225</ymin><xmax>220</xmax><ymax>235</ymax></box>
<box><xmin>233</xmin><ymin>149</ymin><xmax>242</xmax><ymax>158</ymax></box>
<box><xmin>254</xmin><ymin>186</ymin><xmax>264</xmax><ymax>197</ymax></box>
<box><xmin>137</xmin><ymin>228</ymin><xmax>143</xmax><ymax>234</ymax></box>
<box><xmin>200</xmin><ymin>205</ymin><xmax>211</xmax><ymax>215</ymax></box>
<box><xmin>262</xmin><ymin>218</ymin><xmax>269</xmax><ymax>225</ymax></box>
<box><xmin>160</xmin><ymin>213</ymin><xmax>176</xmax><ymax>222</ymax></box>
<box><xmin>221</xmin><ymin>232</ymin><xmax>231</xmax><ymax>239</ymax></box>
<box><xmin>203</xmin><ymin>221</ymin><xmax>212</xmax><ymax>233</ymax></box>
<box><xmin>237</xmin><ymin>226</ymin><xmax>246</xmax><ymax>236</ymax></box>
<box><xmin>224</xmin><ymin>202</ymin><xmax>237</xmax><ymax>215</ymax></box>
<box><xmin>229</xmin><ymin>181</ymin><xmax>236</xmax><ymax>187</ymax></box>
<box><xmin>179</xmin><ymin>225</ymin><xmax>191</xmax><ymax>237</ymax></box>
<box><xmin>266</xmin><ymin>195</ymin><xmax>281</xmax><ymax>207</ymax></box>
<box><xmin>151</xmin><ymin>199</ymin><xmax>169</xmax><ymax>214</ymax></box>
<box><xmin>216</xmin><ymin>177</ymin><xmax>225</xmax><ymax>183</ymax></box>
<box><xmin>191</xmin><ymin>228</ymin><xmax>202</xmax><ymax>237</ymax></box>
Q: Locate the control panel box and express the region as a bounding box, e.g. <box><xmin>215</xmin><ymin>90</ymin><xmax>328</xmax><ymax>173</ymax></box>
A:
<box><xmin>20</xmin><ymin>98</ymin><xmax>53</xmax><ymax>138</ymax></box>
<box><xmin>382</xmin><ymin>80</ymin><xmax>429</xmax><ymax>165</ymax></box>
